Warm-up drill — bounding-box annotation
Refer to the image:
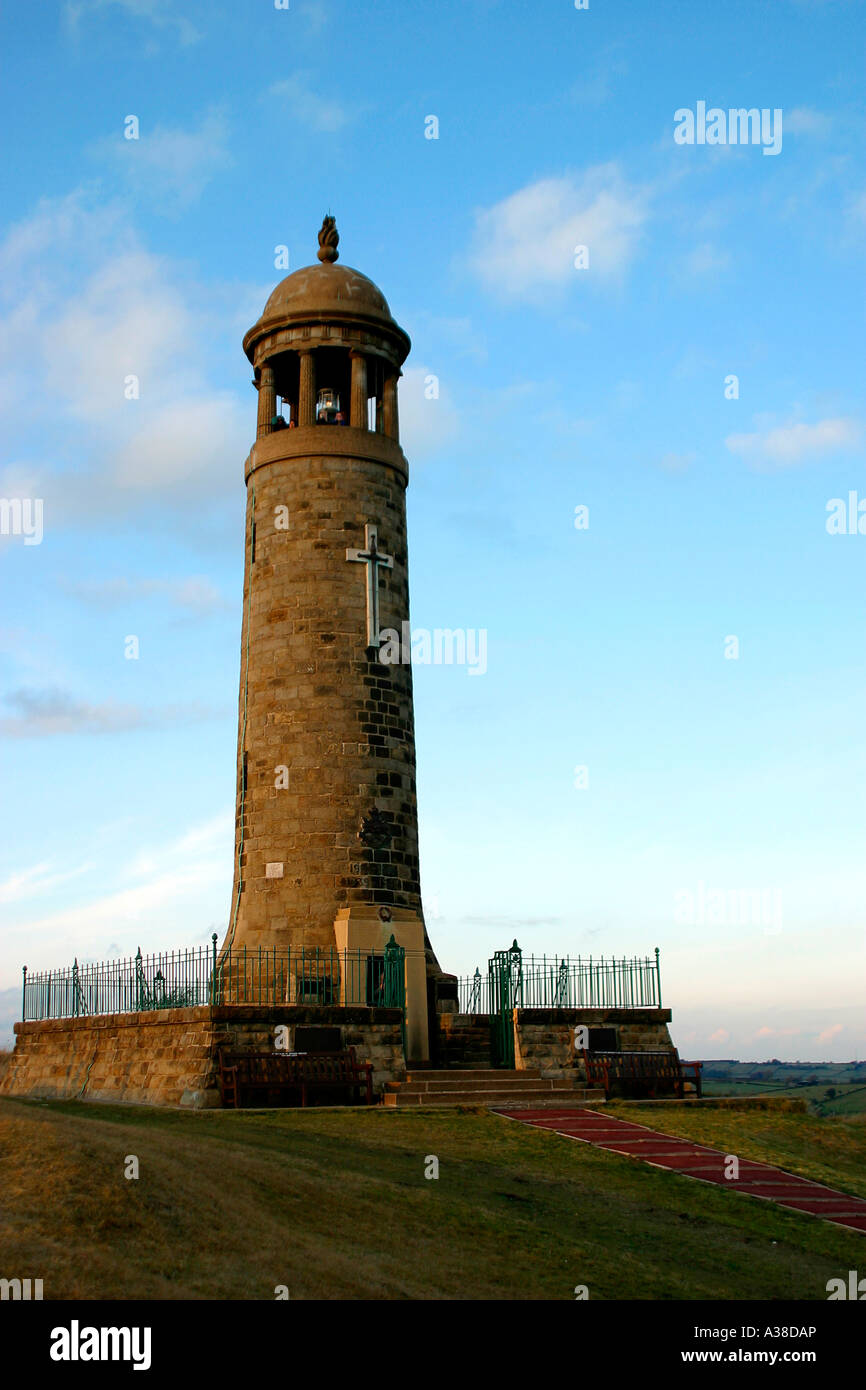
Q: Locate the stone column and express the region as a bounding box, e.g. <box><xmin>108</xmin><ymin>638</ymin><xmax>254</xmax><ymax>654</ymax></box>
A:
<box><xmin>349</xmin><ymin>350</ymin><xmax>368</xmax><ymax>429</ymax></box>
<box><xmin>299</xmin><ymin>349</ymin><xmax>316</xmax><ymax>427</ymax></box>
<box><xmin>256</xmin><ymin>363</ymin><xmax>276</xmax><ymax>439</ymax></box>
<box><xmin>383</xmin><ymin>372</ymin><xmax>400</xmax><ymax>442</ymax></box>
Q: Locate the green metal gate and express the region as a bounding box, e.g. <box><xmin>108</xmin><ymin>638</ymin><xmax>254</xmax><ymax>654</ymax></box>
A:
<box><xmin>382</xmin><ymin>934</ymin><xmax>407</xmax><ymax>1057</ymax></box>
<box><xmin>488</xmin><ymin>939</ymin><xmax>523</xmax><ymax>1068</ymax></box>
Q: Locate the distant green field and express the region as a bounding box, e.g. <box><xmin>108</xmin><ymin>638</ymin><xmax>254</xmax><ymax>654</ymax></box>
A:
<box><xmin>703</xmin><ymin>1063</ymin><xmax>865</xmax><ymax>1086</ymax></box>
<box><xmin>703</xmin><ymin>1081</ymin><xmax>787</xmax><ymax>1098</ymax></box>
<box><xmin>701</xmin><ymin>1076</ymin><xmax>866</xmax><ymax>1117</ymax></box>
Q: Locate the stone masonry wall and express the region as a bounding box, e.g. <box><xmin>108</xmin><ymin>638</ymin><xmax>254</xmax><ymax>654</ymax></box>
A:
<box><xmin>226</xmin><ymin>441</ymin><xmax>429</xmax><ymax>955</ymax></box>
<box><xmin>0</xmin><ymin>1006</ymin><xmax>406</xmax><ymax>1108</ymax></box>
<box><xmin>514</xmin><ymin>1008</ymin><xmax>675</xmax><ymax>1079</ymax></box>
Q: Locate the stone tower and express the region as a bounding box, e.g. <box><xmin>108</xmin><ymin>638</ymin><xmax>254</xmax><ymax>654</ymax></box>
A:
<box><xmin>222</xmin><ymin>218</ymin><xmax>450</xmax><ymax>1012</ymax></box>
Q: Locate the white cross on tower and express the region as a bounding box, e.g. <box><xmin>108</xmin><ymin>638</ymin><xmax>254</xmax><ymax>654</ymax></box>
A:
<box><xmin>346</xmin><ymin>523</ymin><xmax>394</xmax><ymax>646</ymax></box>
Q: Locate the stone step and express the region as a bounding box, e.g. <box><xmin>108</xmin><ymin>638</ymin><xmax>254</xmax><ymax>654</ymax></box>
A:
<box><xmin>384</xmin><ymin>1088</ymin><xmax>602</xmax><ymax>1109</ymax></box>
<box><xmin>397</xmin><ymin>1077</ymin><xmax>575</xmax><ymax>1094</ymax></box>
<box><xmin>406</xmin><ymin>1069</ymin><xmax>540</xmax><ymax>1081</ymax></box>
<box><xmin>436</xmin><ymin>1057</ymin><xmax>493</xmax><ymax>1067</ymax></box>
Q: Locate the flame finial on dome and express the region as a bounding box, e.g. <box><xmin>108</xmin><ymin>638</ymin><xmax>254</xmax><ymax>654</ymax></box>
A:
<box><xmin>317</xmin><ymin>215</ymin><xmax>339</xmax><ymax>263</ymax></box>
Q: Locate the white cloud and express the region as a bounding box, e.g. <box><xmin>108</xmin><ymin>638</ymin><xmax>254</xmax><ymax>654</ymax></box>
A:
<box><xmin>0</xmin><ymin>814</ymin><xmax>233</xmax><ymax>977</ymax></box>
<box><xmin>112</xmin><ymin>395</ymin><xmax>248</xmax><ymax>495</ymax></box>
<box><xmin>90</xmin><ymin>109</ymin><xmax>231</xmax><ymax>211</ymax></box>
<box><xmin>751</xmin><ymin>1024</ymin><xmax>800</xmax><ymax>1040</ymax></box>
<box><xmin>42</xmin><ymin>251</ymin><xmax>192</xmax><ymax>422</ymax></box>
<box><xmin>0</xmin><ymin>193</ymin><xmax>253</xmax><ymax>526</ymax></box>
<box><xmin>658</xmin><ymin>450</ymin><xmax>697</xmax><ymax>473</ymax></box>
<box><xmin>0</xmin><ymin>861</ymin><xmax>92</xmax><ymax>905</ymax></box>
<box><xmin>0</xmin><ymin>688</ymin><xmax>221</xmax><ymax>737</ymax></box>
<box><xmin>268</xmin><ymin>72</ymin><xmax>351</xmax><ymax>133</ymax></box>
<box><xmin>64</xmin><ymin>0</ymin><xmax>200</xmax><ymax>46</ymax></box>
<box><xmin>124</xmin><ymin>812</ymin><xmax>230</xmax><ymax>880</ymax></box>
<box><xmin>7</xmin><ymin>864</ymin><xmax>217</xmax><ymax>957</ymax></box>
<box><xmin>404</xmin><ymin>314</ymin><xmax>488</xmax><ymax>365</ymax></box>
<box><xmin>469</xmin><ymin>166</ymin><xmax>648</xmax><ymax>302</ymax></box>
<box><xmin>683</xmin><ymin>242</ymin><xmax>731</xmax><ymax>277</ymax></box>
<box><xmin>297</xmin><ymin>0</ymin><xmax>330</xmax><ymax>33</ymax></box>
<box><xmin>398</xmin><ymin>365</ymin><xmax>459</xmax><ymax>460</ymax></box>
<box><xmin>785</xmin><ymin>107</ymin><xmax>833</xmax><ymax>138</ymax></box>
<box><xmin>726</xmin><ymin>416</ymin><xmax>860</xmax><ymax>468</ymax></box>
<box><xmin>62</xmin><ymin>575</ymin><xmax>229</xmax><ymax>614</ymax></box>
<box><xmin>845</xmin><ymin>190</ymin><xmax>866</xmax><ymax>234</ymax></box>
<box><xmin>816</xmin><ymin>1023</ymin><xmax>844</xmax><ymax>1045</ymax></box>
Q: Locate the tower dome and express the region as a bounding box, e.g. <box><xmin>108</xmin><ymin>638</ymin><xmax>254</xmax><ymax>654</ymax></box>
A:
<box><xmin>257</xmin><ymin>262</ymin><xmax>394</xmax><ymax>332</ymax></box>
<box><xmin>243</xmin><ymin>215</ymin><xmax>408</xmax><ymax>366</ymax></box>
<box><xmin>242</xmin><ymin>216</ymin><xmax>409</xmax><ymax>442</ymax></box>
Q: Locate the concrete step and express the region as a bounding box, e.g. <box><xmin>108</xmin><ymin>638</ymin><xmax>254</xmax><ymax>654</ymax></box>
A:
<box><xmin>384</xmin><ymin>1087</ymin><xmax>602</xmax><ymax>1109</ymax></box>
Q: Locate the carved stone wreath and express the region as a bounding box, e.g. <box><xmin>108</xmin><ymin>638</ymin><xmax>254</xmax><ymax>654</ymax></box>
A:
<box><xmin>359</xmin><ymin>808</ymin><xmax>393</xmax><ymax>850</ymax></box>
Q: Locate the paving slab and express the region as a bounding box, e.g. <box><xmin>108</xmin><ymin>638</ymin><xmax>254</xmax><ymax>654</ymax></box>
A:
<box><xmin>495</xmin><ymin>1106</ymin><xmax>865</xmax><ymax>1235</ymax></box>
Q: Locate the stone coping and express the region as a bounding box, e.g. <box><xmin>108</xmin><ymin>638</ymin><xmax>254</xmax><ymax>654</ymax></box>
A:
<box><xmin>515</xmin><ymin>1007</ymin><xmax>672</xmax><ymax>1025</ymax></box>
<box><xmin>246</xmin><ymin>426</ymin><xmax>408</xmax><ymax>484</ymax></box>
<box><xmin>14</xmin><ymin>1004</ymin><xmax>405</xmax><ymax>1035</ymax></box>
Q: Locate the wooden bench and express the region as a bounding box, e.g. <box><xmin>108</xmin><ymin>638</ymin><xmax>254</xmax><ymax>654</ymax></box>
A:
<box><xmin>583</xmin><ymin>1049</ymin><xmax>702</xmax><ymax>1100</ymax></box>
<box><xmin>218</xmin><ymin>1047</ymin><xmax>374</xmax><ymax>1109</ymax></box>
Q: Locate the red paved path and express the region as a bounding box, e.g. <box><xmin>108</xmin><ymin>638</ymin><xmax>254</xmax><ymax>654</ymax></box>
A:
<box><xmin>495</xmin><ymin>1107</ymin><xmax>866</xmax><ymax>1234</ymax></box>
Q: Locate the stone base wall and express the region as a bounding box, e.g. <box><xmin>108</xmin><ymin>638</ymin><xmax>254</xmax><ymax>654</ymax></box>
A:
<box><xmin>0</xmin><ymin>1006</ymin><xmax>406</xmax><ymax>1109</ymax></box>
<box><xmin>514</xmin><ymin>1008</ymin><xmax>675</xmax><ymax>1079</ymax></box>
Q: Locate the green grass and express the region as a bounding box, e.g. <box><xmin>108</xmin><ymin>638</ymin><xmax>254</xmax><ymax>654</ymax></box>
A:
<box><xmin>703</xmin><ymin>1080</ymin><xmax>791</xmax><ymax>1097</ymax></box>
<box><xmin>815</xmin><ymin>1086</ymin><xmax>866</xmax><ymax>1117</ymax></box>
<box><xmin>0</xmin><ymin>1095</ymin><xmax>863</xmax><ymax>1300</ymax></box>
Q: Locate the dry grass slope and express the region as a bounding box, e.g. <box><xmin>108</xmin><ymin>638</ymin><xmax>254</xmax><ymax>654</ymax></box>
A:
<box><xmin>1</xmin><ymin>1097</ymin><xmax>864</xmax><ymax>1300</ymax></box>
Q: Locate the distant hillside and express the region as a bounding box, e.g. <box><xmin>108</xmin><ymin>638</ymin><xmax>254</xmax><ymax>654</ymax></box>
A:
<box><xmin>700</xmin><ymin>1060</ymin><xmax>866</xmax><ymax>1115</ymax></box>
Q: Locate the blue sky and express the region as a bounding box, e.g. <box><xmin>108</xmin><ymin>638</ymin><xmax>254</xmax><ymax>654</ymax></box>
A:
<box><xmin>1</xmin><ymin>0</ymin><xmax>864</xmax><ymax>1059</ymax></box>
